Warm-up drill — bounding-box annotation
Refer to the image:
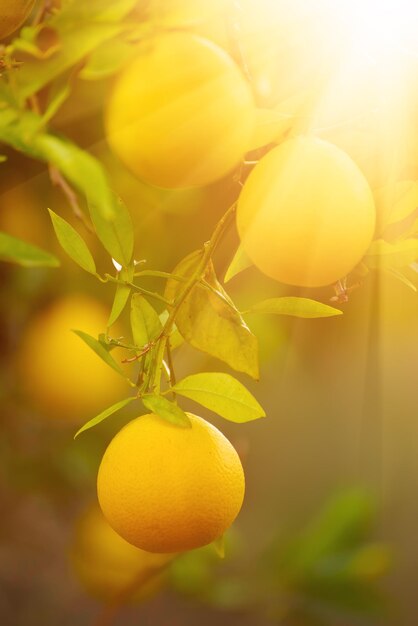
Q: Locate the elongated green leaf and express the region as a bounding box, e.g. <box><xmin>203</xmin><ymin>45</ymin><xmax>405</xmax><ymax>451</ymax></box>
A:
<box><xmin>108</xmin><ymin>283</ymin><xmax>131</xmax><ymax>327</ymax></box>
<box><xmin>364</xmin><ymin>238</ymin><xmax>418</xmax><ymax>269</ymax></box>
<box><xmin>48</xmin><ymin>209</ymin><xmax>96</xmax><ymax>273</ymax></box>
<box><xmin>159</xmin><ymin>310</ymin><xmax>184</xmax><ymax>350</ymax></box>
<box><xmin>74</xmin><ymin>396</ymin><xmax>136</xmax><ymax>438</ymax></box>
<box><xmin>246</xmin><ymin>297</ymin><xmax>342</xmax><ymax>318</ymax></box>
<box><xmin>88</xmin><ymin>193</ymin><xmax>134</xmax><ymax>267</ymax></box>
<box><xmin>375</xmin><ymin>180</ymin><xmax>418</xmax><ymax>233</ymax></box>
<box><xmin>80</xmin><ymin>37</ymin><xmax>134</xmax><ymax>81</ymax></box>
<box><xmin>131</xmin><ymin>294</ymin><xmax>162</xmax><ymax>349</ymax></box>
<box><xmin>224</xmin><ymin>244</ymin><xmax>253</xmax><ymax>283</ymax></box>
<box><xmin>0</xmin><ymin>109</ymin><xmax>134</xmax><ymax>266</ymax></box>
<box><xmin>166</xmin><ymin>252</ymin><xmax>259</xmax><ymax>379</ymax></box>
<box><xmin>142</xmin><ymin>394</ymin><xmax>191</xmax><ymax>428</ymax></box>
<box><xmin>212</xmin><ymin>535</ymin><xmax>226</xmax><ymax>559</ymax></box>
<box><xmin>173</xmin><ymin>372</ymin><xmax>265</xmax><ymax>423</ymax></box>
<box><xmin>73</xmin><ymin>329</ymin><xmax>128</xmax><ymax>379</ymax></box>
<box><xmin>383</xmin><ymin>268</ymin><xmax>417</xmax><ymax>292</ymax></box>
<box><xmin>0</xmin><ymin>231</ymin><xmax>59</xmax><ymax>268</ymax></box>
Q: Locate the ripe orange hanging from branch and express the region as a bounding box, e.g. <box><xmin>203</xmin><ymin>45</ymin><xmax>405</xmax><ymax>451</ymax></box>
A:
<box><xmin>98</xmin><ymin>413</ymin><xmax>245</xmax><ymax>553</ymax></box>
<box><xmin>105</xmin><ymin>32</ymin><xmax>255</xmax><ymax>189</ymax></box>
<box><xmin>0</xmin><ymin>0</ymin><xmax>35</xmax><ymax>39</ymax></box>
<box><xmin>236</xmin><ymin>136</ymin><xmax>376</xmax><ymax>288</ymax></box>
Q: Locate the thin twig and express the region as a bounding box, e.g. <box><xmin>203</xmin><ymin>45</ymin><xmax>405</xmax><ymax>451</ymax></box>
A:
<box><xmin>48</xmin><ymin>165</ymin><xmax>93</xmax><ymax>231</ymax></box>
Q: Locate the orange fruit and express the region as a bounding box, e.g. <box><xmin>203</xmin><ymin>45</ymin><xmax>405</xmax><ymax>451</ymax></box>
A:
<box><xmin>0</xmin><ymin>0</ymin><xmax>35</xmax><ymax>39</ymax></box>
<box><xmin>70</xmin><ymin>504</ymin><xmax>171</xmax><ymax>601</ymax></box>
<box><xmin>236</xmin><ymin>136</ymin><xmax>376</xmax><ymax>287</ymax></box>
<box><xmin>19</xmin><ymin>294</ymin><xmax>127</xmax><ymax>424</ymax></box>
<box><xmin>105</xmin><ymin>32</ymin><xmax>255</xmax><ymax>189</ymax></box>
<box><xmin>98</xmin><ymin>412</ymin><xmax>245</xmax><ymax>553</ymax></box>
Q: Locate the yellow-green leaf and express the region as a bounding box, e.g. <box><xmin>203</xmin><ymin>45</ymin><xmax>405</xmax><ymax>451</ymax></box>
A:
<box><xmin>72</xmin><ymin>329</ymin><xmax>128</xmax><ymax>380</ymax></box>
<box><xmin>48</xmin><ymin>209</ymin><xmax>96</xmax><ymax>274</ymax></box>
<box><xmin>0</xmin><ymin>231</ymin><xmax>59</xmax><ymax>268</ymax></box>
<box><xmin>142</xmin><ymin>394</ymin><xmax>191</xmax><ymax>428</ymax></box>
<box><xmin>172</xmin><ymin>372</ymin><xmax>266</xmax><ymax>423</ymax></box>
<box><xmin>364</xmin><ymin>238</ymin><xmax>418</xmax><ymax>269</ymax></box>
<box><xmin>130</xmin><ymin>294</ymin><xmax>162</xmax><ymax>349</ymax></box>
<box><xmin>166</xmin><ymin>252</ymin><xmax>259</xmax><ymax>379</ymax></box>
<box><xmin>74</xmin><ymin>396</ymin><xmax>136</xmax><ymax>439</ymax></box>
<box><xmin>224</xmin><ymin>244</ymin><xmax>253</xmax><ymax>283</ymax></box>
<box><xmin>108</xmin><ymin>282</ymin><xmax>131</xmax><ymax>327</ymax></box>
<box><xmin>245</xmin><ymin>297</ymin><xmax>342</xmax><ymax>318</ymax></box>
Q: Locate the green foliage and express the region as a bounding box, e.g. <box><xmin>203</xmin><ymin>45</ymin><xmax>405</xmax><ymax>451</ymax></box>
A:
<box><xmin>48</xmin><ymin>209</ymin><xmax>96</xmax><ymax>274</ymax></box>
<box><xmin>266</xmin><ymin>489</ymin><xmax>390</xmax><ymax>624</ymax></box>
<box><xmin>72</xmin><ymin>330</ymin><xmax>129</xmax><ymax>380</ymax></box>
<box><xmin>0</xmin><ymin>108</ymin><xmax>133</xmax><ymax>265</ymax></box>
<box><xmin>245</xmin><ymin>297</ymin><xmax>342</xmax><ymax>318</ymax></box>
<box><xmin>166</xmin><ymin>251</ymin><xmax>259</xmax><ymax>379</ymax></box>
<box><xmin>74</xmin><ymin>396</ymin><xmax>136</xmax><ymax>438</ymax></box>
<box><xmin>142</xmin><ymin>394</ymin><xmax>191</xmax><ymax>428</ymax></box>
<box><xmin>9</xmin><ymin>0</ymin><xmax>138</xmax><ymax>102</ymax></box>
<box><xmin>224</xmin><ymin>244</ymin><xmax>253</xmax><ymax>283</ymax></box>
<box><xmin>108</xmin><ymin>280</ymin><xmax>132</xmax><ymax>327</ymax></box>
<box><xmin>0</xmin><ymin>231</ymin><xmax>59</xmax><ymax>268</ymax></box>
<box><xmin>172</xmin><ymin>372</ymin><xmax>265</xmax><ymax>423</ymax></box>
<box><xmin>130</xmin><ymin>294</ymin><xmax>162</xmax><ymax>350</ymax></box>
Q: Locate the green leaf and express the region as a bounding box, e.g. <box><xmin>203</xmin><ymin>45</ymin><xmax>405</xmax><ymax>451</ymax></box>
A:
<box><xmin>11</xmin><ymin>0</ymin><xmax>138</xmax><ymax>102</ymax></box>
<box><xmin>131</xmin><ymin>294</ymin><xmax>163</xmax><ymax>349</ymax></box>
<box><xmin>74</xmin><ymin>396</ymin><xmax>136</xmax><ymax>438</ymax></box>
<box><xmin>159</xmin><ymin>310</ymin><xmax>184</xmax><ymax>350</ymax></box>
<box><xmin>48</xmin><ymin>209</ymin><xmax>96</xmax><ymax>273</ymax></box>
<box><xmin>0</xmin><ymin>231</ymin><xmax>59</xmax><ymax>268</ymax></box>
<box><xmin>0</xmin><ymin>109</ymin><xmax>134</xmax><ymax>266</ymax></box>
<box><xmin>212</xmin><ymin>535</ymin><xmax>226</xmax><ymax>559</ymax></box>
<box><xmin>142</xmin><ymin>394</ymin><xmax>191</xmax><ymax>428</ymax></box>
<box><xmin>88</xmin><ymin>192</ymin><xmax>134</xmax><ymax>267</ymax></box>
<box><xmin>166</xmin><ymin>252</ymin><xmax>259</xmax><ymax>379</ymax></box>
<box><xmin>383</xmin><ymin>268</ymin><xmax>417</xmax><ymax>292</ymax></box>
<box><xmin>364</xmin><ymin>238</ymin><xmax>418</xmax><ymax>269</ymax></box>
<box><xmin>245</xmin><ymin>297</ymin><xmax>342</xmax><ymax>318</ymax></box>
<box><xmin>172</xmin><ymin>372</ymin><xmax>265</xmax><ymax>423</ymax></box>
<box><xmin>108</xmin><ymin>282</ymin><xmax>131</xmax><ymax>327</ymax></box>
<box><xmin>73</xmin><ymin>329</ymin><xmax>128</xmax><ymax>379</ymax></box>
<box><xmin>224</xmin><ymin>244</ymin><xmax>253</xmax><ymax>283</ymax></box>
<box><xmin>375</xmin><ymin>180</ymin><xmax>418</xmax><ymax>233</ymax></box>
<box><xmin>79</xmin><ymin>37</ymin><xmax>134</xmax><ymax>81</ymax></box>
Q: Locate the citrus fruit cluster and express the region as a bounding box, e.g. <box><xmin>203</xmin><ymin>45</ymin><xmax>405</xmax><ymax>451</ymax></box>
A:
<box><xmin>105</xmin><ymin>27</ymin><xmax>376</xmax><ymax>289</ymax></box>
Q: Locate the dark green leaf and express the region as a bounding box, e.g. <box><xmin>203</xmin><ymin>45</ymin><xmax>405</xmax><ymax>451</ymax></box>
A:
<box><xmin>72</xmin><ymin>329</ymin><xmax>128</xmax><ymax>379</ymax></box>
<box><xmin>0</xmin><ymin>231</ymin><xmax>59</xmax><ymax>268</ymax></box>
<box><xmin>74</xmin><ymin>396</ymin><xmax>136</xmax><ymax>438</ymax></box>
<box><xmin>246</xmin><ymin>297</ymin><xmax>342</xmax><ymax>318</ymax></box>
<box><xmin>48</xmin><ymin>209</ymin><xmax>96</xmax><ymax>273</ymax></box>
<box><xmin>173</xmin><ymin>372</ymin><xmax>265</xmax><ymax>423</ymax></box>
<box><xmin>130</xmin><ymin>294</ymin><xmax>162</xmax><ymax>349</ymax></box>
<box><xmin>142</xmin><ymin>394</ymin><xmax>191</xmax><ymax>428</ymax></box>
<box><xmin>165</xmin><ymin>252</ymin><xmax>259</xmax><ymax>379</ymax></box>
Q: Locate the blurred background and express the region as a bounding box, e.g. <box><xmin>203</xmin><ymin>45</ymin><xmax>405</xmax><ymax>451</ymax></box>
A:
<box><xmin>1</xmin><ymin>0</ymin><xmax>418</xmax><ymax>625</ymax></box>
